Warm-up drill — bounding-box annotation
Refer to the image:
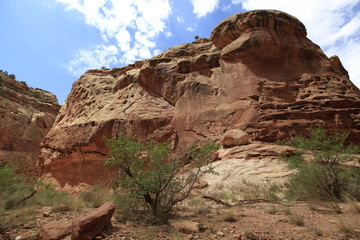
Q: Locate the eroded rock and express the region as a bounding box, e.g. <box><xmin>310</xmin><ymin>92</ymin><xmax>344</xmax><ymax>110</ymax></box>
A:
<box><xmin>71</xmin><ymin>201</ymin><xmax>115</xmax><ymax>240</ymax></box>
<box><xmin>38</xmin><ymin>220</ymin><xmax>71</xmax><ymax>240</ymax></box>
<box><xmin>221</xmin><ymin>129</ymin><xmax>250</xmax><ymax>146</ymax></box>
<box><xmin>0</xmin><ymin>73</ymin><xmax>60</xmax><ymax>177</ymax></box>
<box><xmin>39</xmin><ymin>10</ymin><xmax>360</xmax><ymax>190</ymax></box>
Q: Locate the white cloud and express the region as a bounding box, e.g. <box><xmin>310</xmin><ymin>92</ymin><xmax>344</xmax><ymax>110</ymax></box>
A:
<box><xmin>190</xmin><ymin>0</ymin><xmax>219</xmax><ymax>18</ymax></box>
<box><xmin>177</xmin><ymin>15</ymin><xmax>185</xmax><ymax>23</ymax></box>
<box><xmin>237</xmin><ymin>0</ymin><xmax>360</xmax><ymax>87</ymax></box>
<box><xmin>186</xmin><ymin>26</ymin><xmax>195</xmax><ymax>32</ymax></box>
<box><xmin>56</xmin><ymin>0</ymin><xmax>172</xmax><ymax>76</ymax></box>
<box><xmin>65</xmin><ymin>44</ymin><xmax>119</xmax><ymax>76</ymax></box>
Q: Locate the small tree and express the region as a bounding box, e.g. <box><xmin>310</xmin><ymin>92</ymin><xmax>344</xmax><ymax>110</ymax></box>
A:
<box><xmin>281</xmin><ymin>127</ymin><xmax>360</xmax><ymax>212</ymax></box>
<box><xmin>105</xmin><ymin>133</ymin><xmax>218</xmax><ymax>223</ymax></box>
<box><xmin>8</xmin><ymin>74</ymin><xmax>16</xmax><ymax>80</ymax></box>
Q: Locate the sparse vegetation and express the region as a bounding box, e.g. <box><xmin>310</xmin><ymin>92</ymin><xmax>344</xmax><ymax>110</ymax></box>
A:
<box><xmin>265</xmin><ymin>205</ymin><xmax>279</xmax><ymax>215</ymax></box>
<box><xmin>0</xmin><ymin>70</ymin><xmax>16</xmax><ymax>81</ymax></box>
<box><xmin>288</xmin><ymin>212</ymin><xmax>305</xmax><ymax>226</ymax></box>
<box><xmin>239</xmin><ymin>180</ymin><xmax>283</xmax><ymax>201</ymax></box>
<box><xmin>218</xmin><ymin>211</ymin><xmax>236</xmax><ymax>222</ymax></box>
<box><xmin>105</xmin><ymin>132</ymin><xmax>218</xmax><ymax>223</ymax></box>
<box><xmin>336</xmin><ymin>218</ymin><xmax>357</xmax><ymax>238</ymax></box>
<box><xmin>308</xmin><ymin>226</ymin><xmax>323</xmax><ymax>236</ymax></box>
<box><xmin>0</xmin><ymin>164</ymin><xmax>85</xmax><ymax>232</ymax></box>
<box><xmin>79</xmin><ymin>183</ymin><xmax>111</xmax><ymax>208</ymax></box>
<box><xmin>280</xmin><ymin>126</ymin><xmax>360</xmax><ymax>213</ymax></box>
<box><xmin>19</xmin><ymin>81</ymin><xmax>28</xmax><ymax>87</ymax></box>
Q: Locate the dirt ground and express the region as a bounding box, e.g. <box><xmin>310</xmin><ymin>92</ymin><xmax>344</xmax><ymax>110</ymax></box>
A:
<box><xmin>2</xmin><ymin>199</ymin><xmax>360</xmax><ymax>240</ymax></box>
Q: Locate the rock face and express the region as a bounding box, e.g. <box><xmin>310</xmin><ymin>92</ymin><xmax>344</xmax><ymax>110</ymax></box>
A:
<box><xmin>39</xmin><ymin>10</ymin><xmax>360</xmax><ymax>190</ymax></box>
<box><xmin>0</xmin><ymin>73</ymin><xmax>60</xmax><ymax>177</ymax></box>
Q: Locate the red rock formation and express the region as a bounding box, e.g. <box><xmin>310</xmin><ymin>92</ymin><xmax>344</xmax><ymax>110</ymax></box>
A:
<box><xmin>0</xmin><ymin>73</ymin><xmax>60</xmax><ymax>177</ymax></box>
<box><xmin>39</xmin><ymin>10</ymin><xmax>360</xmax><ymax>190</ymax></box>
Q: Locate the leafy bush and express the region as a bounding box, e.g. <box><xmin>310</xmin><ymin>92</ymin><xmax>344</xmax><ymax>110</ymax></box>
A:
<box><xmin>281</xmin><ymin>127</ymin><xmax>360</xmax><ymax>212</ymax></box>
<box><xmin>105</xmin><ymin>133</ymin><xmax>218</xmax><ymax>223</ymax></box>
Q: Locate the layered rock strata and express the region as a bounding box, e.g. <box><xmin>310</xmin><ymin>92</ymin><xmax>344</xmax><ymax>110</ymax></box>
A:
<box><xmin>0</xmin><ymin>74</ymin><xmax>60</xmax><ymax>177</ymax></box>
<box><xmin>40</xmin><ymin>10</ymin><xmax>360</xmax><ymax>190</ymax></box>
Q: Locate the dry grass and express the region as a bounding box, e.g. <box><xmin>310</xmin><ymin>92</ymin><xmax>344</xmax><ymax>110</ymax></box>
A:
<box><xmin>288</xmin><ymin>212</ymin><xmax>305</xmax><ymax>226</ymax></box>
<box><xmin>218</xmin><ymin>211</ymin><xmax>237</xmax><ymax>222</ymax></box>
<box><xmin>336</xmin><ymin>218</ymin><xmax>357</xmax><ymax>238</ymax></box>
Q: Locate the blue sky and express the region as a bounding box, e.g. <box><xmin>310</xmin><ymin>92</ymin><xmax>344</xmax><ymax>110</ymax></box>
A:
<box><xmin>1</xmin><ymin>0</ymin><xmax>359</xmax><ymax>104</ymax></box>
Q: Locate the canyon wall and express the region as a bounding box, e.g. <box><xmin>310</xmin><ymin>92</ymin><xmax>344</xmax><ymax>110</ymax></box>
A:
<box><xmin>0</xmin><ymin>73</ymin><xmax>60</xmax><ymax>177</ymax></box>
<box><xmin>39</xmin><ymin>10</ymin><xmax>360</xmax><ymax>190</ymax></box>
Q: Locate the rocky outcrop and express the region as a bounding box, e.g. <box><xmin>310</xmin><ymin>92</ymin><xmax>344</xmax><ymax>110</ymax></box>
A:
<box><xmin>0</xmin><ymin>73</ymin><xmax>60</xmax><ymax>177</ymax></box>
<box><xmin>39</xmin><ymin>10</ymin><xmax>360</xmax><ymax>190</ymax></box>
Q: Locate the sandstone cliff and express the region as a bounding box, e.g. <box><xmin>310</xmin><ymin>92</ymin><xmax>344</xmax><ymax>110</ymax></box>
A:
<box><xmin>0</xmin><ymin>73</ymin><xmax>60</xmax><ymax>177</ymax></box>
<box><xmin>39</xmin><ymin>10</ymin><xmax>360</xmax><ymax>190</ymax></box>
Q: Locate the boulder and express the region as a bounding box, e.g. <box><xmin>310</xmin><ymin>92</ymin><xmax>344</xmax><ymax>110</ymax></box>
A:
<box><xmin>221</xmin><ymin>130</ymin><xmax>250</xmax><ymax>146</ymax></box>
<box><xmin>39</xmin><ymin>220</ymin><xmax>71</xmax><ymax>240</ymax></box>
<box><xmin>71</xmin><ymin>201</ymin><xmax>116</xmax><ymax>240</ymax></box>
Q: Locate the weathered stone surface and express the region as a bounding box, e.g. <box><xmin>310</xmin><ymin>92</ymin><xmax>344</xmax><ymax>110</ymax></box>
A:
<box><xmin>201</xmin><ymin>142</ymin><xmax>295</xmax><ymax>193</ymax></box>
<box><xmin>39</xmin><ymin>10</ymin><xmax>360</xmax><ymax>190</ymax></box>
<box><xmin>221</xmin><ymin>129</ymin><xmax>250</xmax><ymax>146</ymax></box>
<box><xmin>39</xmin><ymin>219</ymin><xmax>71</xmax><ymax>240</ymax></box>
<box><xmin>71</xmin><ymin>201</ymin><xmax>115</xmax><ymax>240</ymax></box>
<box><xmin>0</xmin><ymin>73</ymin><xmax>60</xmax><ymax>177</ymax></box>
<box><xmin>168</xmin><ymin>219</ymin><xmax>200</xmax><ymax>234</ymax></box>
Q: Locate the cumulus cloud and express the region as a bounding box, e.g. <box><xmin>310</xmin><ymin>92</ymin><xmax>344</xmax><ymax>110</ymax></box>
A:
<box><xmin>56</xmin><ymin>0</ymin><xmax>172</xmax><ymax>76</ymax></box>
<box><xmin>65</xmin><ymin>44</ymin><xmax>119</xmax><ymax>76</ymax></box>
<box><xmin>190</xmin><ymin>0</ymin><xmax>219</xmax><ymax>18</ymax></box>
<box><xmin>235</xmin><ymin>0</ymin><xmax>360</xmax><ymax>86</ymax></box>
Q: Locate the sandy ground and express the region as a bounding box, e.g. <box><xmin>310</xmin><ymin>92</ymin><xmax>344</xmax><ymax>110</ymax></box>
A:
<box><xmin>2</xmin><ymin>198</ymin><xmax>360</xmax><ymax>240</ymax></box>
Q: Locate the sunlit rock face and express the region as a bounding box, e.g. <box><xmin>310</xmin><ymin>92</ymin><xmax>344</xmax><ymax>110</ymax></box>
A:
<box><xmin>0</xmin><ymin>73</ymin><xmax>60</xmax><ymax>177</ymax></box>
<box><xmin>39</xmin><ymin>10</ymin><xmax>360</xmax><ymax>191</ymax></box>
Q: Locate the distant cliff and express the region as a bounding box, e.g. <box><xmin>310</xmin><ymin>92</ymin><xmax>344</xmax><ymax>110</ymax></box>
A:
<box><xmin>0</xmin><ymin>71</ymin><xmax>60</xmax><ymax>177</ymax></box>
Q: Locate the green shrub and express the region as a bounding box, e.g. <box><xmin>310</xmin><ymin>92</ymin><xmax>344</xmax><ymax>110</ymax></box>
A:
<box><xmin>8</xmin><ymin>74</ymin><xmax>16</xmax><ymax>80</ymax></box>
<box><xmin>19</xmin><ymin>81</ymin><xmax>28</xmax><ymax>87</ymax></box>
<box><xmin>0</xmin><ymin>164</ymin><xmax>85</xmax><ymax>231</ymax></box>
<box><xmin>105</xmin><ymin>133</ymin><xmax>218</xmax><ymax>223</ymax></box>
<box><xmin>281</xmin><ymin>127</ymin><xmax>360</xmax><ymax>212</ymax></box>
<box><xmin>0</xmin><ymin>164</ymin><xmax>36</xmax><ymax>210</ymax></box>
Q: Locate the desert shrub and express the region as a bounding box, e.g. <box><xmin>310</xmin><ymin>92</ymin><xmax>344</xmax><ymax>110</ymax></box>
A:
<box><xmin>80</xmin><ymin>183</ymin><xmax>111</xmax><ymax>208</ymax></box>
<box><xmin>105</xmin><ymin>132</ymin><xmax>218</xmax><ymax>223</ymax></box>
<box><xmin>239</xmin><ymin>180</ymin><xmax>283</xmax><ymax>201</ymax></box>
<box><xmin>31</xmin><ymin>183</ymin><xmax>84</xmax><ymax>211</ymax></box>
<box><xmin>0</xmin><ymin>164</ymin><xmax>85</xmax><ymax>231</ymax></box>
<box><xmin>0</xmin><ymin>164</ymin><xmax>36</xmax><ymax>210</ymax></box>
<box><xmin>288</xmin><ymin>212</ymin><xmax>305</xmax><ymax>226</ymax></box>
<box><xmin>19</xmin><ymin>81</ymin><xmax>27</xmax><ymax>87</ymax></box>
<box><xmin>8</xmin><ymin>74</ymin><xmax>16</xmax><ymax>80</ymax></box>
<box><xmin>281</xmin><ymin>127</ymin><xmax>360</xmax><ymax>212</ymax></box>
